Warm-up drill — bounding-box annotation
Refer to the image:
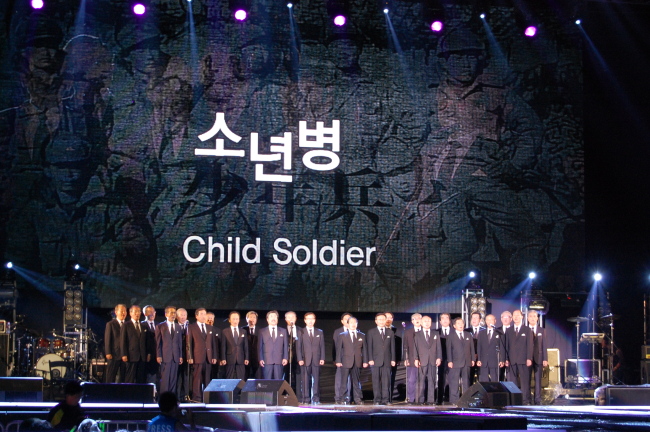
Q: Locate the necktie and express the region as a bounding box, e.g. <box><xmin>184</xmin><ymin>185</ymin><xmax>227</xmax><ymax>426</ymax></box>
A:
<box><xmin>149</xmin><ymin>322</ymin><xmax>154</xmax><ymax>331</ymax></box>
<box><xmin>425</xmin><ymin>331</ymin><xmax>430</xmax><ymax>342</ymax></box>
<box><xmin>203</xmin><ymin>324</ymin><xmax>207</xmax><ymax>335</ymax></box>
<box><xmin>380</xmin><ymin>328</ymin><xmax>385</xmax><ymax>340</ymax></box>
<box><xmin>171</xmin><ymin>323</ymin><xmax>175</xmax><ymax>337</ymax></box>
<box><xmin>488</xmin><ymin>330</ymin><xmax>492</xmax><ymax>340</ymax></box>
<box><xmin>515</xmin><ymin>327</ymin><xmax>519</xmax><ymax>334</ymax></box>
<box><xmin>272</xmin><ymin>327</ymin><xmax>276</xmax><ymax>341</ymax></box>
<box><xmin>251</xmin><ymin>328</ymin><xmax>254</xmax><ymax>336</ymax></box>
<box><xmin>234</xmin><ymin>327</ymin><xmax>239</xmax><ymax>339</ymax></box>
<box><xmin>444</xmin><ymin>329</ymin><xmax>448</xmax><ymax>336</ymax></box>
<box><xmin>119</xmin><ymin>320</ymin><xmax>123</xmax><ymax>327</ymax></box>
<box><xmin>352</xmin><ymin>332</ymin><xmax>357</xmax><ymax>343</ymax></box>
<box><xmin>136</xmin><ymin>321</ymin><xmax>140</xmax><ymax>333</ymax></box>
<box><xmin>309</xmin><ymin>329</ymin><xmax>313</xmax><ymax>338</ymax></box>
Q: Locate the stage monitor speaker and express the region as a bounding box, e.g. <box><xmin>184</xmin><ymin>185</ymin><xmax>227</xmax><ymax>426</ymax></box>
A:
<box><xmin>499</xmin><ymin>381</ymin><xmax>523</xmax><ymax>405</ymax></box>
<box><xmin>0</xmin><ymin>377</ymin><xmax>43</xmax><ymax>402</ymax></box>
<box><xmin>240</xmin><ymin>379</ymin><xmax>299</xmax><ymax>407</ymax></box>
<box><xmin>457</xmin><ymin>382</ymin><xmax>511</xmax><ymax>408</ymax></box>
<box><xmin>604</xmin><ymin>385</ymin><xmax>650</xmax><ymax>406</ymax></box>
<box><xmin>90</xmin><ymin>359</ymin><xmax>106</xmax><ymax>382</ymax></box>
<box><xmin>81</xmin><ymin>383</ymin><xmax>155</xmax><ymax>403</ymax></box>
<box><xmin>204</xmin><ymin>379</ymin><xmax>245</xmax><ymax>404</ymax></box>
<box><xmin>565</xmin><ymin>359</ymin><xmax>601</xmax><ymax>384</ymax></box>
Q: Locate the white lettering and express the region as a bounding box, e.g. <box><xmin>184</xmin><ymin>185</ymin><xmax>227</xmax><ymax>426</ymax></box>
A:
<box><xmin>183</xmin><ymin>236</ymin><xmax>205</xmax><ymax>263</ymax></box>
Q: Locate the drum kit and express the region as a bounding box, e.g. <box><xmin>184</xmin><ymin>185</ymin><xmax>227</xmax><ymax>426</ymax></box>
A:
<box><xmin>13</xmin><ymin>327</ymin><xmax>99</xmax><ymax>381</ymax></box>
<box><xmin>567</xmin><ymin>313</ymin><xmax>619</xmax><ymax>385</ymax></box>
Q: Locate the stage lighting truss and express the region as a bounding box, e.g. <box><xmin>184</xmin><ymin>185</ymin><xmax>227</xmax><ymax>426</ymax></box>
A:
<box><xmin>462</xmin><ymin>288</ymin><xmax>487</xmax><ymax>327</ymax></box>
<box><xmin>521</xmin><ymin>289</ymin><xmax>550</xmax><ymax>316</ymax></box>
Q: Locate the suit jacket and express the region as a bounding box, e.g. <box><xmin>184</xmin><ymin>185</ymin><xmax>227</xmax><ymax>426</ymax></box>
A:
<box><xmin>332</xmin><ymin>326</ymin><xmax>346</xmax><ymax>361</ymax></box>
<box><xmin>142</xmin><ymin>320</ymin><xmax>158</xmax><ymax>359</ymax></box>
<box><xmin>221</xmin><ymin>326</ymin><xmax>249</xmax><ymax>365</ymax></box>
<box><xmin>403</xmin><ymin>327</ymin><xmax>421</xmax><ymax>363</ymax></box>
<box><xmin>120</xmin><ymin>320</ymin><xmax>148</xmax><ymax>362</ymax></box>
<box><xmin>296</xmin><ymin>327</ymin><xmax>325</xmax><ymax>366</ymax></box>
<box><xmin>477</xmin><ymin>328</ymin><xmax>504</xmax><ymax>367</ymax></box>
<box><xmin>156</xmin><ymin>321</ymin><xmax>183</xmax><ymax>362</ymax></box>
<box><xmin>286</xmin><ymin>325</ymin><xmax>303</xmax><ymax>363</ymax></box>
<box><xmin>446</xmin><ymin>330</ymin><xmax>475</xmax><ymax>368</ymax></box>
<box><xmin>335</xmin><ymin>330</ymin><xmax>367</xmax><ymax>368</ymax></box>
<box><xmin>259</xmin><ymin>326</ymin><xmax>288</xmax><ymax>365</ymax></box>
<box><xmin>366</xmin><ymin>327</ymin><xmax>395</xmax><ymax>367</ymax></box>
<box><xmin>242</xmin><ymin>325</ymin><xmax>259</xmax><ymax>365</ymax></box>
<box><xmin>186</xmin><ymin>322</ymin><xmax>217</xmax><ymax>364</ymax></box>
<box><xmin>529</xmin><ymin>326</ymin><xmax>548</xmax><ymax>364</ymax></box>
<box><xmin>105</xmin><ymin>319</ymin><xmax>122</xmax><ymax>357</ymax></box>
<box><xmin>506</xmin><ymin>325</ymin><xmax>534</xmax><ymax>364</ymax></box>
<box><xmin>414</xmin><ymin>329</ymin><xmax>442</xmax><ymax>366</ymax></box>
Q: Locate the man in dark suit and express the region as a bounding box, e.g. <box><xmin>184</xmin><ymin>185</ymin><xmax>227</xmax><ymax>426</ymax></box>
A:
<box><xmin>176</xmin><ymin>308</ymin><xmax>190</xmax><ymax>401</ymax></box>
<box><xmin>403</xmin><ymin>313</ymin><xmax>422</xmax><ymax>404</ymax></box>
<box><xmin>156</xmin><ymin>306</ymin><xmax>183</xmax><ymax>395</ymax></box>
<box><xmin>414</xmin><ymin>315</ymin><xmax>442</xmax><ymax>405</ymax></box>
<box><xmin>105</xmin><ymin>304</ymin><xmax>127</xmax><ymax>383</ymax></box>
<box><xmin>284</xmin><ymin>311</ymin><xmax>303</xmax><ymax>401</ymax></box>
<box><xmin>506</xmin><ymin>309</ymin><xmax>534</xmax><ymax>404</ymax></box>
<box><xmin>332</xmin><ymin>312</ymin><xmax>351</xmax><ymax>404</ymax></box>
<box><xmin>436</xmin><ymin>313</ymin><xmax>452</xmax><ymax>404</ymax></box>
<box><xmin>384</xmin><ymin>312</ymin><xmax>401</xmax><ymax>402</ymax></box>
<box><xmin>296</xmin><ymin>312</ymin><xmax>325</xmax><ymax>404</ymax></box>
<box><xmin>335</xmin><ymin>316</ymin><xmax>367</xmax><ymax>405</ymax></box>
<box><xmin>120</xmin><ymin>305</ymin><xmax>148</xmax><ymax>383</ymax></box>
<box><xmin>498</xmin><ymin>310</ymin><xmax>513</xmax><ymax>381</ymax></box>
<box><xmin>242</xmin><ymin>311</ymin><xmax>260</xmax><ymax>379</ymax></box>
<box><xmin>186</xmin><ymin>308</ymin><xmax>218</xmax><ymax>402</ymax></box>
<box><xmin>446</xmin><ymin>317</ymin><xmax>475</xmax><ymax>405</ymax></box>
<box><xmin>366</xmin><ymin>313</ymin><xmax>396</xmax><ymax>405</ymax></box>
<box><xmin>465</xmin><ymin>312</ymin><xmax>484</xmax><ymax>385</ymax></box>
<box><xmin>476</xmin><ymin>314</ymin><xmax>504</xmax><ymax>382</ymax></box>
<box><xmin>527</xmin><ymin>310</ymin><xmax>548</xmax><ymax>404</ymax></box>
<box><xmin>142</xmin><ymin>305</ymin><xmax>159</xmax><ymax>389</ymax></box>
<box><xmin>221</xmin><ymin>311</ymin><xmax>249</xmax><ymax>380</ymax></box>
<box><xmin>258</xmin><ymin>310</ymin><xmax>288</xmax><ymax>379</ymax></box>
<box><xmin>206</xmin><ymin>312</ymin><xmax>219</xmax><ymax>379</ymax></box>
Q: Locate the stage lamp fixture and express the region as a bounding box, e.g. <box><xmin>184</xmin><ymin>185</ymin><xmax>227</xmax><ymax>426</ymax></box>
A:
<box><xmin>5</xmin><ymin>262</ymin><xmax>12</xmax><ymax>269</ymax></box>
<box><xmin>468</xmin><ymin>271</ymin><xmax>476</xmax><ymax>279</ymax></box>
<box><xmin>529</xmin><ymin>272</ymin><xmax>536</xmax><ymax>280</ymax></box>
<box><xmin>287</xmin><ymin>3</ymin><xmax>293</xmax><ymax>8</ymax></box>
<box><xmin>383</xmin><ymin>8</ymin><xmax>389</xmax><ymax>14</ymax></box>
<box><xmin>480</xmin><ymin>13</ymin><xmax>486</xmax><ymax>19</ymax></box>
<box><xmin>31</xmin><ymin>0</ymin><xmax>44</xmax><ymax>9</ymax></box>
<box><xmin>234</xmin><ymin>9</ymin><xmax>248</xmax><ymax>20</ymax></box>
<box><xmin>575</xmin><ymin>19</ymin><xmax>581</xmax><ymax>25</ymax></box>
<box><xmin>133</xmin><ymin>3</ymin><xmax>146</xmax><ymax>15</ymax></box>
<box><xmin>333</xmin><ymin>15</ymin><xmax>346</xmax><ymax>26</ymax></box>
<box><xmin>523</xmin><ymin>290</ymin><xmax>550</xmax><ymax>315</ymax></box>
<box><xmin>431</xmin><ymin>21</ymin><xmax>443</xmax><ymax>32</ymax></box>
<box><xmin>594</xmin><ymin>272</ymin><xmax>603</xmax><ymax>282</ymax></box>
<box><xmin>524</xmin><ymin>26</ymin><xmax>537</xmax><ymax>37</ymax></box>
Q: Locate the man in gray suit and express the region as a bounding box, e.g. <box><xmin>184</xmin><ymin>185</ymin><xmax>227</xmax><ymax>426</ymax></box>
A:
<box><xmin>221</xmin><ymin>311</ymin><xmax>249</xmax><ymax>380</ymax></box>
<box><xmin>186</xmin><ymin>308</ymin><xmax>218</xmax><ymax>402</ymax></box>
<box><xmin>413</xmin><ymin>315</ymin><xmax>442</xmax><ymax>405</ymax></box>
<box><xmin>296</xmin><ymin>312</ymin><xmax>325</xmax><ymax>404</ymax></box>
<box><xmin>506</xmin><ymin>309</ymin><xmax>534</xmax><ymax>404</ymax></box>
<box><xmin>258</xmin><ymin>310</ymin><xmax>288</xmax><ymax>379</ymax></box>
<box><xmin>446</xmin><ymin>317</ymin><xmax>475</xmax><ymax>404</ymax></box>
<box><xmin>335</xmin><ymin>316</ymin><xmax>368</xmax><ymax>405</ymax></box>
<box><xmin>366</xmin><ymin>313</ymin><xmax>396</xmax><ymax>405</ymax></box>
<box><xmin>156</xmin><ymin>306</ymin><xmax>183</xmax><ymax>395</ymax></box>
<box><xmin>527</xmin><ymin>310</ymin><xmax>548</xmax><ymax>405</ymax></box>
<box><xmin>332</xmin><ymin>313</ymin><xmax>351</xmax><ymax>404</ymax></box>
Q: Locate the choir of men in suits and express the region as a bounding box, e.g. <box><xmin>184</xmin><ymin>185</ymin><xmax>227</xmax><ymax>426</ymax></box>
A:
<box><xmin>105</xmin><ymin>304</ymin><xmax>127</xmax><ymax>383</ymax></box>
<box><xmin>156</xmin><ymin>306</ymin><xmax>183</xmax><ymax>394</ymax></box>
<box><xmin>221</xmin><ymin>311</ymin><xmax>249</xmax><ymax>380</ymax></box>
<box><xmin>296</xmin><ymin>312</ymin><xmax>325</xmax><ymax>404</ymax></box>
<box><xmin>436</xmin><ymin>313</ymin><xmax>452</xmax><ymax>404</ymax></box>
<box><xmin>465</xmin><ymin>312</ymin><xmax>484</xmax><ymax>384</ymax></box>
<box><xmin>242</xmin><ymin>311</ymin><xmax>261</xmax><ymax>379</ymax></box>
<box><xmin>366</xmin><ymin>313</ymin><xmax>396</xmax><ymax>405</ymax></box>
<box><xmin>403</xmin><ymin>313</ymin><xmax>422</xmax><ymax>403</ymax></box>
<box><xmin>446</xmin><ymin>317</ymin><xmax>475</xmax><ymax>404</ymax></box>
<box><xmin>120</xmin><ymin>305</ymin><xmax>148</xmax><ymax>383</ymax></box>
<box><xmin>335</xmin><ymin>316</ymin><xmax>367</xmax><ymax>405</ymax></box>
<box><xmin>413</xmin><ymin>315</ymin><xmax>442</xmax><ymax>405</ymax></box>
<box><xmin>332</xmin><ymin>313</ymin><xmax>351</xmax><ymax>404</ymax></box>
<box><xmin>186</xmin><ymin>308</ymin><xmax>218</xmax><ymax>402</ymax></box>
<box><xmin>258</xmin><ymin>310</ymin><xmax>288</xmax><ymax>379</ymax></box>
<box><xmin>142</xmin><ymin>305</ymin><xmax>159</xmax><ymax>388</ymax></box>
<box><xmin>176</xmin><ymin>308</ymin><xmax>190</xmax><ymax>401</ymax></box>
<box><xmin>505</xmin><ymin>310</ymin><xmax>534</xmax><ymax>404</ymax></box>
<box><xmin>527</xmin><ymin>310</ymin><xmax>548</xmax><ymax>404</ymax></box>
<box><xmin>476</xmin><ymin>314</ymin><xmax>504</xmax><ymax>382</ymax></box>
<box><xmin>284</xmin><ymin>311</ymin><xmax>303</xmax><ymax>401</ymax></box>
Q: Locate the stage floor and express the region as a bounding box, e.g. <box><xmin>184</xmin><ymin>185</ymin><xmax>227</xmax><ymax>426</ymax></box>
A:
<box><xmin>1</xmin><ymin>400</ymin><xmax>649</xmax><ymax>431</ymax></box>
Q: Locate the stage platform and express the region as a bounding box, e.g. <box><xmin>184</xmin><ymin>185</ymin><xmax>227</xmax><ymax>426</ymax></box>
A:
<box><xmin>1</xmin><ymin>400</ymin><xmax>650</xmax><ymax>431</ymax></box>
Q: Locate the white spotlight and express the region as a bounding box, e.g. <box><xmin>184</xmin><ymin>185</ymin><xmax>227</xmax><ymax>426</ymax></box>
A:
<box><xmin>287</xmin><ymin>2</ymin><xmax>292</xmax><ymax>8</ymax></box>
<box><xmin>594</xmin><ymin>272</ymin><xmax>602</xmax><ymax>282</ymax></box>
<box><xmin>575</xmin><ymin>19</ymin><xmax>581</xmax><ymax>25</ymax></box>
<box><xmin>383</xmin><ymin>8</ymin><xmax>389</xmax><ymax>14</ymax></box>
<box><xmin>480</xmin><ymin>13</ymin><xmax>486</xmax><ymax>19</ymax></box>
<box><xmin>469</xmin><ymin>271</ymin><xmax>476</xmax><ymax>278</ymax></box>
<box><xmin>529</xmin><ymin>272</ymin><xmax>536</xmax><ymax>280</ymax></box>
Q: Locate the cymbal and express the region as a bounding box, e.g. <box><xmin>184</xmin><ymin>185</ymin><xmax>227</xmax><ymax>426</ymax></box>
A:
<box><xmin>601</xmin><ymin>313</ymin><xmax>620</xmax><ymax>320</ymax></box>
<box><xmin>567</xmin><ymin>316</ymin><xmax>588</xmax><ymax>323</ymax></box>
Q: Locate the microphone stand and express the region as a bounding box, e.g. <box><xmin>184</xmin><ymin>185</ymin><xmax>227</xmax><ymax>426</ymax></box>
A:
<box><xmin>288</xmin><ymin>325</ymin><xmax>293</xmax><ymax>389</ymax></box>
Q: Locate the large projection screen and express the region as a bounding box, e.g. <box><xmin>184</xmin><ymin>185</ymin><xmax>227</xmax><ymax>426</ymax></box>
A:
<box><xmin>0</xmin><ymin>0</ymin><xmax>584</xmax><ymax>312</ymax></box>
